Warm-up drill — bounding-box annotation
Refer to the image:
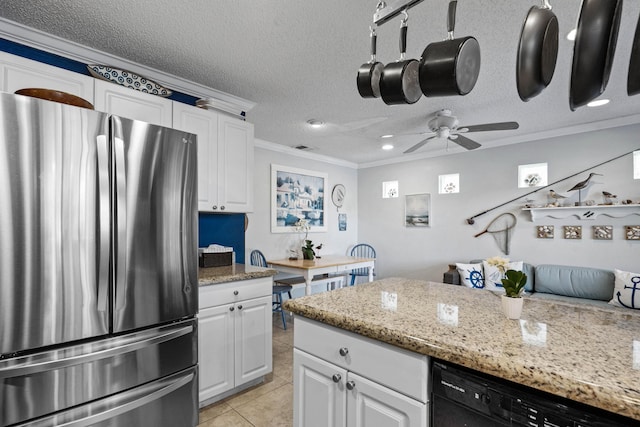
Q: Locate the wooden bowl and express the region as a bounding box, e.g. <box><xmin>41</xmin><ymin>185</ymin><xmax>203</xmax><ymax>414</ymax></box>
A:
<box><xmin>15</xmin><ymin>88</ymin><xmax>94</xmax><ymax>110</ymax></box>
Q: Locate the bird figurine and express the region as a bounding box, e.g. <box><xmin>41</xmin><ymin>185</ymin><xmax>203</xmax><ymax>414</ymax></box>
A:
<box><xmin>548</xmin><ymin>189</ymin><xmax>568</xmax><ymax>206</ymax></box>
<box><xmin>602</xmin><ymin>191</ymin><xmax>617</xmax><ymax>205</ymax></box>
<box><xmin>568</xmin><ymin>173</ymin><xmax>602</xmax><ymax>191</ymax></box>
<box><xmin>567</xmin><ymin>173</ymin><xmax>602</xmax><ymax>205</ymax></box>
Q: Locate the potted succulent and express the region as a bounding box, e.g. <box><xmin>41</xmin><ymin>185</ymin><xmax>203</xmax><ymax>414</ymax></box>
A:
<box><xmin>302</xmin><ymin>240</ymin><xmax>316</xmax><ymax>260</ymax></box>
<box><xmin>500</xmin><ymin>269</ymin><xmax>528</xmax><ymax>319</ymax></box>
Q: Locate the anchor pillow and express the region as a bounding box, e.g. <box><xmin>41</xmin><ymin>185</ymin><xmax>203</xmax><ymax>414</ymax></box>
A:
<box><xmin>609</xmin><ymin>269</ymin><xmax>640</xmax><ymax>310</ymax></box>
<box><xmin>456</xmin><ymin>263</ymin><xmax>485</xmax><ymax>289</ymax></box>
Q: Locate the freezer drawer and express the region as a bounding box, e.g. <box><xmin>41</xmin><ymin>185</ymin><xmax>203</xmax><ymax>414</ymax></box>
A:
<box><xmin>14</xmin><ymin>367</ymin><xmax>198</xmax><ymax>427</ymax></box>
<box><xmin>0</xmin><ymin>319</ymin><xmax>197</xmax><ymax>426</ymax></box>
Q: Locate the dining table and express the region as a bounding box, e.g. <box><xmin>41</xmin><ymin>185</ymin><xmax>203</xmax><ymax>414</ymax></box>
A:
<box><xmin>267</xmin><ymin>255</ymin><xmax>375</xmax><ymax>296</ymax></box>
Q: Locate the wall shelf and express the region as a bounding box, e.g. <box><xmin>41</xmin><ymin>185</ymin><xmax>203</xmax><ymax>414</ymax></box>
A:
<box><xmin>523</xmin><ymin>204</ymin><xmax>640</xmax><ymax>221</ymax></box>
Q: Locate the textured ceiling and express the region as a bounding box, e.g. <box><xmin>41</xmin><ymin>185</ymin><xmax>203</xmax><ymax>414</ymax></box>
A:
<box><xmin>2</xmin><ymin>0</ymin><xmax>640</xmax><ymax>166</ymax></box>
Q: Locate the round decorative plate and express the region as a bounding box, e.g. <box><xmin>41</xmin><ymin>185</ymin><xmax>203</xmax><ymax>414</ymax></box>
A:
<box><xmin>87</xmin><ymin>64</ymin><xmax>172</xmax><ymax>97</ymax></box>
<box><xmin>331</xmin><ymin>184</ymin><xmax>346</xmax><ymax>208</ymax></box>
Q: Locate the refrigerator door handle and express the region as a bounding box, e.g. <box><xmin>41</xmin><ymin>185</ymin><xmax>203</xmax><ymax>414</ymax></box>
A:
<box><xmin>96</xmin><ymin>134</ymin><xmax>110</xmax><ymax>313</ymax></box>
<box><xmin>14</xmin><ymin>369</ymin><xmax>195</xmax><ymax>427</ymax></box>
<box><xmin>0</xmin><ymin>323</ymin><xmax>193</xmax><ymax>379</ymax></box>
<box><xmin>112</xmin><ymin>116</ymin><xmax>127</xmax><ymax>311</ymax></box>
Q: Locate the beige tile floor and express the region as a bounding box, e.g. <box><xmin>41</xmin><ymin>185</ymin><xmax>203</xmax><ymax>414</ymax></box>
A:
<box><xmin>198</xmin><ymin>314</ymin><xmax>295</xmax><ymax>427</ymax></box>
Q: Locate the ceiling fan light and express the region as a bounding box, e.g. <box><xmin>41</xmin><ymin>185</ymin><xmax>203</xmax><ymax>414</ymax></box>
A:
<box><xmin>587</xmin><ymin>99</ymin><xmax>610</xmax><ymax>107</ymax></box>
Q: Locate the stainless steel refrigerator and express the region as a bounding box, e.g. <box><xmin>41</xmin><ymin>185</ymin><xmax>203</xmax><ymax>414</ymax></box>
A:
<box><xmin>0</xmin><ymin>92</ymin><xmax>199</xmax><ymax>426</ymax></box>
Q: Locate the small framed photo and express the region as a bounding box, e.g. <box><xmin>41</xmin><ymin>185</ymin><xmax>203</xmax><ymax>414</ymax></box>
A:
<box><xmin>438</xmin><ymin>173</ymin><xmax>460</xmax><ymax>194</ymax></box>
<box><xmin>338</xmin><ymin>213</ymin><xmax>347</xmax><ymax>231</ymax></box>
<box><xmin>593</xmin><ymin>225</ymin><xmax>613</xmax><ymax>240</ymax></box>
<box><xmin>405</xmin><ymin>193</ymin><xmax>431</xmax><ymax>227</ymax></box>
<box><xmin>537</xmin><ymin>225</ymin><xmax>554</xmax><ymax>238</ymax></box>
<box><xmin>626</xmin><ymin>225</ymin><xmax>640</xmax><ymax>240</ymax></box>
<box><xmin>564</xmin><ymin>225</ymin><xmax>582</xmax><ymax>239</ymax></box>
<box><xmin>518</xmin><ymin>163</ymin><xmax>548</xmax><ymax>188</ymax></box>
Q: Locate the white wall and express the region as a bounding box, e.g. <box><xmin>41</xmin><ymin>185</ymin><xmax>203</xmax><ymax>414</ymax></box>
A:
<box><xmin>245</xmin><ymin>140</ymin><xmax>359</xmax><ymax>265</ymax></box>
<box><xmin>357</xmin><ymin>125</ymin><xmax>640</xmax><ymax>282</ymax></box>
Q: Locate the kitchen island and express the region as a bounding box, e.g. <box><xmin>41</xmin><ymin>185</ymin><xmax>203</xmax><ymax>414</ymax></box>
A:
<box><xmin>283</xmin><ymin>277</ymin><xmax>640</xmax><ymax>422</ymax></box>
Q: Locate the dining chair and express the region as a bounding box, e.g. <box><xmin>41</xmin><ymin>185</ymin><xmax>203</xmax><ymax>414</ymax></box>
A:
<box><xmin>349</xmin><ymin>243</ymin><xmax>376</xmax><ymax>286</ymax></box>
<box><xmin>250</xmin><ymin>249</ymin><xmax>293</xmax><ymax>330</ymax></box>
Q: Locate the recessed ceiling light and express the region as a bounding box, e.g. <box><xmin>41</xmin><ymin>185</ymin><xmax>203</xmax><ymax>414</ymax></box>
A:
<box><xmin>382</xmin><ymin>144</ymin><xmax>394</xmax><ymax>150</ymax></box>
<box><xmin>306</xmin><ymin>119</ymin><xmax>325</xmax><ymax>128</ymax></box>
<box><xmin>567</xmin><ymin>29</ymin><xmax>576</xmax><ymax>41</ymax></box>
<box><xmin>587</xmin><ymin>99</ymin><xmax>610</xmax><ymax>107</ymax></box>
<box><xmin>381</xmin><ymin>134</ymin><xmax>394</xmax><ymax>139</ymax></box>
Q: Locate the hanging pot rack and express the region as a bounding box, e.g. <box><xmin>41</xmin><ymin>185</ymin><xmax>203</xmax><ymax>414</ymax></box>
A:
<box><xmin>373</xmin><ymin>0</ymin><xmax>424</xmax><ymax>25</ymax></box>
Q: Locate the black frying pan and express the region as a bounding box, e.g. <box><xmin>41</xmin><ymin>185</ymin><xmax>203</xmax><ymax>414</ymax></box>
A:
<box><xmin>516</xmin><ymin>0</ymin><xmax>558</xmax><ymax>101</ymax></box>
<box><xmin>379</xmin><ymin>15</ymin><xmax>422</xmax><ymax>105</ymax></box>
<box><xmin>570</xmin><ymin>0</ymin><xmax>622</xmax><ymax>110</ymax></box>
<box><xmin>357</xmin><ymin>28</ymin><xmax>384</xmax><ymax>98</ymax></box>
<box><xmin>628</xmin><ymin>11</ymin><xmax>640</xmax><ymax>96</ymax></box>
<box><xmin>419</xmin><ymin>1</ymin><xmax>480</xmax><ymax>97</ymax></box>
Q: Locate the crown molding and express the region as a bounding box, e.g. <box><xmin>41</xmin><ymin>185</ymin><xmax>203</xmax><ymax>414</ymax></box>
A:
<box><xmin>255</xmin><ymin>138</ymin><xmax>358</xmax><ymax>169</ymax></box>
<box><xmin>0</xmin><ymin>17</ymin><xmax>256</xmax><ymax>114</ymax></box>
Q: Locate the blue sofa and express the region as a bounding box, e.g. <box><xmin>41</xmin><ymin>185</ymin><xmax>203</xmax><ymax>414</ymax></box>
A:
<box><xmin>443</xmin><ymin>261</ymin><xmax>616</xmax><ymax>308</ymax></box>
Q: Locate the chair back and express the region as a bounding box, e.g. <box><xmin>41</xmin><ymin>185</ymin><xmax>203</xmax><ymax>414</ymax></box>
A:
<box><xmin>350</xmin><ymin>244</ymin><xmax>376</xmax><ymax>277</ymax></box>
<box><xmin>250</xmin><ymin>249</ymin><xmax>268</xmax><ymax>267</ymax></box>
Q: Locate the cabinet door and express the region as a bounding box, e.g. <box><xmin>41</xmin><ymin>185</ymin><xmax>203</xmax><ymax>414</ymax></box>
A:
<box><xmin>172</xmin><ymin>103</ymin><xmax>219</xmax><ymax>211</ymax></box>
<box><xmin>235</xmin><ymin>296</ymin><xmax>272</xmax><ymax>385</ymax></box>
<box><xmin>346</xmin><ymin>372</ymin><xmax>427</xmax><ymax>427</ymax></box>
<box><xmin>94</xmin><ymin>79</ymin><xmax>172</xmax><ymax>127</ymax></box>
<box><xmin>217</xmin><ymin>114</ymin><xmax>254</xmax><ymax>212</ymax></box>
<box><xmin>293</xmin><ymin>349</ymin><xmax>347</xmax><ymax>427</ymax></box>
<box><xmin>198</xmin><ymin>304</ymin><xmax>235</xmax><ymax>402</ymax></box>
<box><xmin>0</xmin><ymin>52</ymin><xmax>95</xmax><ymax>104</ymax></box>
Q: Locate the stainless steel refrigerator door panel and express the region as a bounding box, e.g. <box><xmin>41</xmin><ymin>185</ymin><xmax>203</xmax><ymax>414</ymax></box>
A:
<box><xmin>0</xmin><ymin>93</ymin><xmax>110</xmax><ymax>355</ymax></box>
<box><xmin>14</xmin><ymin>367</ymin><xmax>198</xmax><ymax>427</ymax></box>
<box><xmin>112</xmin><ymin>117</ymin><xmax>198</xmax><ymax>333</ymax></box>
<box><xmin>0</xmin><ymin>319</ymin><xmax>197</xmax><ymax>426</ymax></box>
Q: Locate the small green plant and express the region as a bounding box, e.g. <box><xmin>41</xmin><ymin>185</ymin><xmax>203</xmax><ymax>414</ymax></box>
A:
<box><xmin>302</xmin><ymin>240</ymin><xmax>315</xmax><ymax>260</ymax></box>
<box><xmin>501</xmin><ymin>270</ymin><xmax>528</xmax><ymax>298</ymax></box>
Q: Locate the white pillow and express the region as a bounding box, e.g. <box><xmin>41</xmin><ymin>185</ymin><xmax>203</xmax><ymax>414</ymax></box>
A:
<box><xmin>482</xmin><ymin>260</ymin><xmax>524</xmax><ymax>291</ymax></box>
<box><xmin>609</xmin><ymin>269</ymin><xmax>640</xmax><ymax>310</ymax></box>
<box><xmin>456</xmin><ymin>263</ymin><xmax>485</xmax><ymax>289</ymax></box>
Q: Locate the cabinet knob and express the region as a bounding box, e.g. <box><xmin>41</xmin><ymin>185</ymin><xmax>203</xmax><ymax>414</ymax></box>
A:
<box><xmin>237</xmin><ymin>305</ymin><xmax>243</xmax><ymax>310</ymax></box>
<box><xmin>229</xmin><ymin>306</ymin><xmax>235</xmax><ymax>312</ymax></box>
<box><xmin>234</xmin><ymin>290</ymin><xmax>239</xmax><ymax>295</ymax></box>
<box><xmin>346</xmin><ymin>381</ymin><xmax>356</xmax><ymax>390</ymax></box>
<box><xmin>332</xmin><ymin>374</ymin><xmax>342</xmax><ymax>383</ymax></box>
<box><xmin>339</xmin><ymin>347</ymin><xmax>349</xmax><ymax>356</ymax></box>
<box><xmin>220</xmin><ymin>206</ymin><xmax>226</xmax><ymax>211</ymax></box>
<box><xmin>212</xmin><ymin>205</ymin><xmax>218</xmax><ymax>210</ymax></box>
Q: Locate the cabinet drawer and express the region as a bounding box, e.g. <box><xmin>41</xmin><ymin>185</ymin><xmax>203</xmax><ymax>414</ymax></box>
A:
<box><xmin>294</xmin><ymin>317</ymin><xmax>428</xmax><ymax>403</ymax></box>
<box><xmin>199</xmin><ymin>277</ymin><xmax>272</xmax><ymax>309</ymax></box>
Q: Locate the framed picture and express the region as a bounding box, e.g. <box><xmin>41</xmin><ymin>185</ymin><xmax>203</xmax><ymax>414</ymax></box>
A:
<box><xmin>338</xmin><ymin>213</ymin><xmax>347</xmax><ymax>231</ymax></box>
<box><xmin>405</xmin><ymin>193</ymin><xmax>431</xmax><ymax>227</ymax></box>
<box><xmin>271</xmin><ymin>164</ymin><xmax>328</xmax><ymax>233</ymax></box>
<box><xmin>518</xmin><ymin>163</ymin><xmax>548</xmax><ymax>188</ymax></box>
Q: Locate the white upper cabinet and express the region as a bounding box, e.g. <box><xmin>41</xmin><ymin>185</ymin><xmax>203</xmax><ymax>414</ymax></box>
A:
<box><xmin>94</xmin><ymin>79</ymin><xmax>173</xmax><ymax>128</ymax></box>
<box><xmin>0</xmin><ymin>51</ymin><xmax>94</xmax><ymax>104</ymax></box>
<box><xmin>173</xmin><ymin>103</ymin><xmax>254</xmax><ymax>213</ymax></box>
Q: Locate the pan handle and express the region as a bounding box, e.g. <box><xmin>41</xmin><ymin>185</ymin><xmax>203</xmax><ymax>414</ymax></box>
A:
<box><xmin>399</xmin><ymin>12</ymin><xmax>408</xmax><ymax>60</ymax></box>
<box><xmin>369</xmin><ymin>27</ymin><xmax>378</xmax><ymax>63</ymax></box>
<box><xmin>447</xmin><ymin>1</ymin><xmax>457</xmax><ymax>40</ymax></box>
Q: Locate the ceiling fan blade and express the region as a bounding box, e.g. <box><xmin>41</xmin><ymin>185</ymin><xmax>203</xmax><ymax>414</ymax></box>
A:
<box><xmin>450</xmin><ymin>134</ymin><xmax>481</xmax><ymax>150</ymax></box>
<box><xmin>404</xmin><ymin>136</ymin><xmax>437</xmax><ymax>154</ymax></box>
<box><xmin>460</xmin><ymin>122</ymin><xmax>520</xmax><ymax>132</ymax></box>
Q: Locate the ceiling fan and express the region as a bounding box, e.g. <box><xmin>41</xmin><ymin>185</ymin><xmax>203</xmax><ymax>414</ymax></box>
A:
<box><xmin>403</xmin><ymin>109</ymin><xmax>520</xmax><ymax>154</ymax></box>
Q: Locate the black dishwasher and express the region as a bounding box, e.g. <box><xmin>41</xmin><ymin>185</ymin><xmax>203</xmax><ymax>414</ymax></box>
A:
<box><xmin>431</xmin><ymin>360</ymin><xmax>640</xmax><ymax>427</ymax></box>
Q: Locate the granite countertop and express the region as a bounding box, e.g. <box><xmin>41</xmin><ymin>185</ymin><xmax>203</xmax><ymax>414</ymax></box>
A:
<box><xmin>283</xmin><ymin>277</ymin><xmax>640</xmax><ymax>421</ymax></box>
<box><xmin>199</xmin><ymin>263</ymin><xmax>277</xmax><ymax>286</ymax></box>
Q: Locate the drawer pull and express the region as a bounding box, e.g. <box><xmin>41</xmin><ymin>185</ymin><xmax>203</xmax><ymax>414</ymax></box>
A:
<box><xmin>234</xmin><ymin>290</ymin><xmax>239</xmax><ymax>295</ymax></box>
<box><xmin>339</xmin><ymin>347</ymin><xmax>349</xmax><ymax>356</ymax></box>
<box><xmin>332</xmin><ymin>374</ymin><xmax>342</xmax><ymax>383</ymax></box>
<box><xmin>346</xmin><ymin>380</ymin><xmax>356</xmax><ymax>390</ymax></box>
<box><xmin>212</xmin><ymin>205</ymin><xmax>218</xmax><ymax>210</ymax></box>
<box><xmin>237</xmin><ymin>305</ymin><xmax>243</xmax><ymax>310</ymax></box>
<box><xmin>229</xmin><ymin>306</ymin><xmax>235</xmax><ymax>312</ymax></box>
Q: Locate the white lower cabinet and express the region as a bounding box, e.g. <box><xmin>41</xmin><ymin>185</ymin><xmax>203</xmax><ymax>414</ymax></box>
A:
<box><xmin>293</xmin><ymin>318</ymin><xmax>429</xmax><ymax>427</ymax></box>
<box><xmin>198</xmin><ymin>277</ymin><xmax>273</xmax><ymax>405</ymax></box>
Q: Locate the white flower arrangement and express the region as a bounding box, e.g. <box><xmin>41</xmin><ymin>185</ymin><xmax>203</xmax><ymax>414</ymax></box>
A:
<box><xmin>294</xmin><ymin>219</ymin><xmax>310</xmax><ymax>240</ymax></box>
